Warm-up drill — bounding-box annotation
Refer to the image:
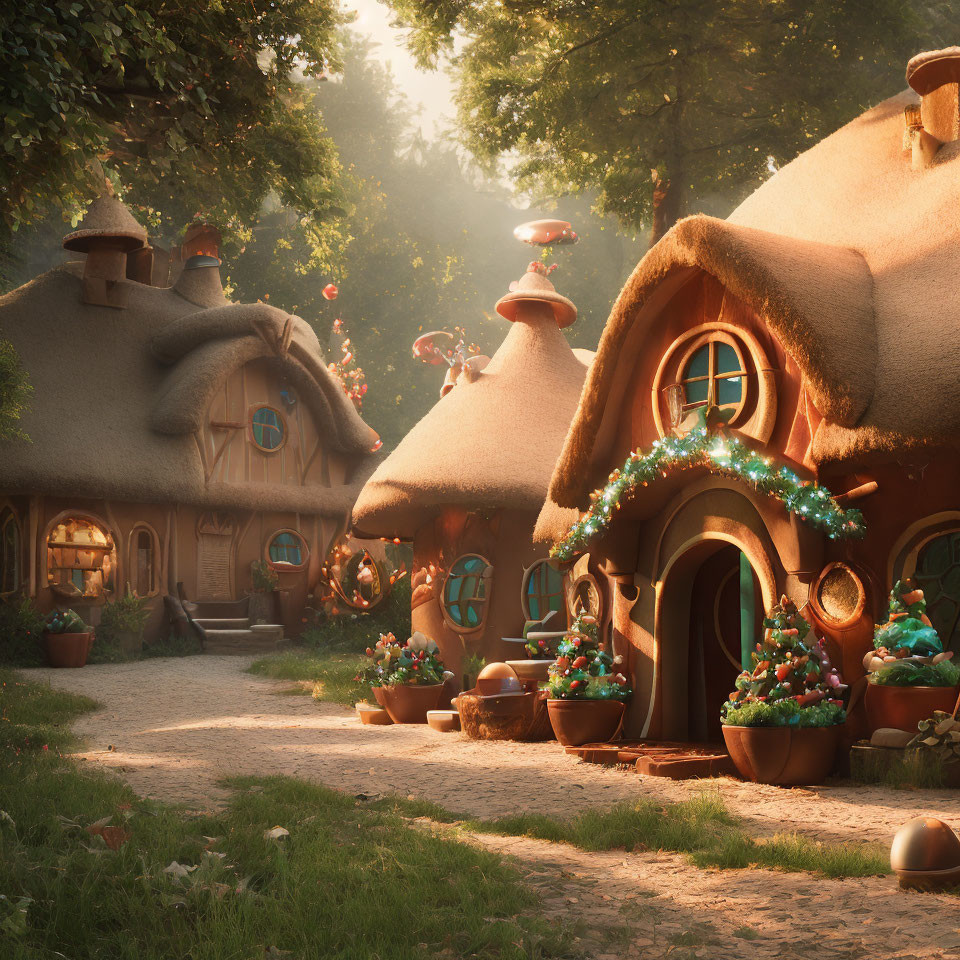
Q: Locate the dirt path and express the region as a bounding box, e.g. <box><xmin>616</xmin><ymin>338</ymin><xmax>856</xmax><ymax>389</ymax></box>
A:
<box><xmin>25</xmin><ymin>655</ymin><xmax>960</xmax><ymax>959</ymax></box>
<box><xmin>25</xmin><ymin>656</ymin><xmax>960</xmax><ymax>845</ymax></box>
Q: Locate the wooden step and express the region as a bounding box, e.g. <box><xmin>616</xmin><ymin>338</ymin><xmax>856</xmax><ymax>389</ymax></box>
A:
<box><xmin>202</xmin><ymin>627</ymin><xmax>288</xmax><ymax>655</ymax></box>
<box><xmin>194</xmin><ymin>617</ymin><xmax>250</xmax><ymax>629</ymax></box>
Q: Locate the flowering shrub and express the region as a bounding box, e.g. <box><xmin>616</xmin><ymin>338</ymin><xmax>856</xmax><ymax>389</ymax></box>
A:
<box><xmin>541</xmin><ymin>614</ymin><xmax>630</xmax><ymax>701</ymax></box>
<box><xmin>721</xmin><ymin>595</ymin><xmax>846</xmax><ymax>728</ymax></box>
<box><xmin>359</xmin><ymin>631</ymin><xmax>445</xmax><ymax>687</ymax></box>
<box><xmin>871</xmin><ymin>659</ymin><xmax>960</xmax><ymax>688</ymax></box>
<box><xmin>873</xmin><ymin>580</ymin><xmax>942</xmax><ymax>659</ymax></box>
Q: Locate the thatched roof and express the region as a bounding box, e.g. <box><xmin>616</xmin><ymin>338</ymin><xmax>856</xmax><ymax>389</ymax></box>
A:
<box><xmin>548</xmin><ymin>81</ymin><xmax>960</xmax><ymax>511</ymax></box>
<box><xmin>0</xmin><ymin>254</ymin><xmax>380</xmax><ymax>515</ymax></box>
<box><xmin>62</xmin><ymin>194</ymin><xmax>147</xmax><ymax>252</ymax></box>
<box><xmin>352</xmin><ymin>272</ymin><xmax>592</xmax><ymax>539</ymax></box>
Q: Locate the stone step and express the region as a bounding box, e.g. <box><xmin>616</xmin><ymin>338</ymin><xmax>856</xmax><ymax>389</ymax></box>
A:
<box><xmin>202</xmin><ymin>627</ymin><xmax>289</xmax><ymax>656</ymax></box>
<box><xmin>194</xmin><ymin>617</ymin><xmax>250</xmax><ymax>629</ymax></box>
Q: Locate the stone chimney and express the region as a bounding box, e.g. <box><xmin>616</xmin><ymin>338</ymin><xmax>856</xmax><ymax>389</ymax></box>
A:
<box><xmin>173</xmin><ymin>254</ymin><xmax>226</xmax><ymax>308</ymax></box>
<box><xmin>62</xmin><ymin>191</ymin><xmax>147</xmax><ymax>308</ymax></box>
<box><xmin>905</xmin><ymin>47</ymin><xmax>960</xmax><ymax>168</ymax></box>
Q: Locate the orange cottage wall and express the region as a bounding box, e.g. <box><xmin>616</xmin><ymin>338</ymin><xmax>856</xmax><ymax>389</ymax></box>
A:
<box><xmin>584</xmin><ymin>271</ymin><xmax>960</xmax><ymax>740</ymax></box>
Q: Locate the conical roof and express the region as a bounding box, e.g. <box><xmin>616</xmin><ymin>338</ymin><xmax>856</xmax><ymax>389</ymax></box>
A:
<box><xmin>63</xmin><ymin>194</ymin><xmax>147</xmax><ymax>253</ymax></box>
<box><xmin>352</xmin><ymin>274</ymin><xmax>591</xmax><ymax>539</ymax></box>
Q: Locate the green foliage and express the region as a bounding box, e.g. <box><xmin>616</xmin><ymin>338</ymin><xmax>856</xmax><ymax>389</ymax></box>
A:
<box><xmin>386</xmin><ymin>0</ymin><xmax>945</xmax><ymax>237</ymax></box>
<box><xmin>250</xmin><ymin>560</ymin><xmax>278</xmax><ymax>593</ymax></box>
<box><xmin>97</xmin><ymin>587</ymin><xmax>151</xmax><ymax>641</ymax></box>
<box><xmin>0</xmin><ymin>0</ymin><xmax>346</xmax><ymax>239</ymax></box>
<box><xmin>360</xmin><ymin>631</ymin><xmax>446</xmax><ymax>687</ymax></box>
<box><xmin>302</xmin><ymin>577</ymin><xmax>412</xmax><ymax>652</ymax></box>
<box><xmin>247</xmin><ymin>651</ymin><xmax>368</xmax><ymax>706</ymax></box>
<box><xmin>42</xmin><ymin>608</ymin><xmax>89</xmax><ymax>635</ymax></box>
<box><xmin>722</xmin><ymin>596</ymin><xmax>846</xmax><ymax>727</ymax></box>
<box><xmin>0</xmin><ymin>338</ymin><xmax>32</xmax><ymax>442</ymax></box>
<box><xmin>0</xmin><ymin>599</ymin><xmax>45</xmax><ymax>666</ymax></box>
<box><xmin>0</xmin><ymin>670</ymin><xmax>568</xmax><ymax>959</ymax></box>
<box><xmin>874</xmin><ymin>580</ymin><xmax>943</xmax><ymax>657</ymax></box>
<box><xmin>553</xmin><ymin>427</ymin><xmax>865</xmax><ymax>562</ymax></box>
<box><xmin>870</xmin><ymin>659</ymin><xmax>960</xmax><ymax>688</ymax></box>
<box><xmin>461</xmin><ymin>652</ymin><xmax>487</xmax><ymax>688</ymax></box>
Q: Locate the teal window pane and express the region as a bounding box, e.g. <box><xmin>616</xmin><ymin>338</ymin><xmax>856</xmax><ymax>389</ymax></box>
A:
<box><xmin>252</xmin><ymin>407</ymin><xmax>284</xmax><ymax>450</ymax></box>
<box><xmin>269</xmin><ymin>532</ymin><xmax>303</xmax><ymax>565</ymax></box>
<box><xmin>717</xmin><ymin>375</ymin><xmax>743</xmax><ymax>406</ymax></box>
<box><xmin>716</xmin><ymin>342</ymin><xmax>740</xmax><ymax>374</ymax></box>
<box><xmin>446</xmin><ymin>555</ymin><xmax>490</xmax><ymax>629</ymax></box>
<box><xmin>686</xmin><ymin>345</ymin><xmax>709</xmax><ymax>379</ymax></box>
<box><xmin>684</xmin><ymin>378</ymin><xmax>709</xmax><ymax>404</ymax></box>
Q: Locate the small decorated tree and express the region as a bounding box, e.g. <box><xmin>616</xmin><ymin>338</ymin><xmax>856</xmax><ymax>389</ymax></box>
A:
<box><xmin>542</xmin><ymin>614</ymin><xmax>630</xmax><ymax>702</ymax></box>
<box><xmin>722</xmin><ymin>596</ymin><xmax>846</xmax><ymax>727</ymax></box>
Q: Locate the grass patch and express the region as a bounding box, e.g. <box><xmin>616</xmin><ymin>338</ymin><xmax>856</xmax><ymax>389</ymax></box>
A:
<box><xmin>248</xmin><ymin>651</ymin><xmax>367</xmax><ymax>706</ymax></box>
<box><xmin>302</xmin><ymin>578</ymin><xmax>412</xmax><ymax>653</ymax></box>
<box><xmin>851</xmin><ymin>745</ymin><xmax>951</xmax><ymax>789</ymax></box>
<box><xmin>376</xmin><ymin>790</ymin><xmax>890</xmax><ymax>880</ymax></box>
<box><xmin>0</xmin><ymin>669</ymin><xmax>571</xmax><ymax>959</ymax></box>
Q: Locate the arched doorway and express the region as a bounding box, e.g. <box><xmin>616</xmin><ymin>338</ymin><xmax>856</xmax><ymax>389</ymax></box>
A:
<box><xmin>656</xmin><ymin>539</ymin><xmax>766</xmax><ymax>743</ymax></box>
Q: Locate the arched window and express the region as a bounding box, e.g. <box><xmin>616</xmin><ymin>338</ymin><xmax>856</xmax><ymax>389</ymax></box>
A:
<box><xmin>267</xmin><ymin>530</ymin><xmax>308</xmax><ymax>570</ymax></box>
<box><xmin>443</xmin><ymin>554</ymin><xmax>492</xmax><ymax>630</ymax></box>
<box><xmin>912</xmin><ymin>531</ymin><xmax>960</xmax><ymax>653</ymax></box>
<box><xmin>681</xmin><ymin>341</ymin><xmax>746</xmax><ymax>411</ymax></box>
<box><xmin>250</xmin><ymin>405</ymin><xmax>285</xmax><ymax>452</ymax></box>
<box><xmin>522</xmin><ymin>560</ymin><xmax>564</xmax><ymax>620</ymax></box>
<box><xmin>46</xmin><ymin>514</ymin><xmax>115</xmax><ymax>600</ymax></box>
<box><xmin>1</xmin><ymin>509</ymin><xmax>20</xmax><ymax>595</ymax></box>
<box><xmin>129</xmin><ymin>524</ymin><xmax>159</xmax><ymax>598</ymax></box>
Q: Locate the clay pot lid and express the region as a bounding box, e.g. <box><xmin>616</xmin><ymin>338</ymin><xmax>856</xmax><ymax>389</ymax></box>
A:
<box><xmin>495</xmin><ymin>263</ymin><xmax>577</xmax><ymax>329</ymax></box>
<box><xmin>906</xmin><ymin>47</ymin><xmax>960</xmax><ymax>95</ymax></box>
<box><xmin>477</xmin><ymin>661</ymin><xmax>522</xmax><ymax>695</ymax></box>
<box><xmin>890</xmin><ymin>817</ymin><xmax>960</xmax><ymax>873</ymax></box>
<box><xmin>63</xmin><ymin>193</ymin><xmax>147</xmax><ymax>253</ymax></box>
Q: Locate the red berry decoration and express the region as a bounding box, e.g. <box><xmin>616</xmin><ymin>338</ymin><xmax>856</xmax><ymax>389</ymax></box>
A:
<box><xmin>322</xmin><ymin>283</ymin><xmax>338</xmax><ymax>300</ymax></box>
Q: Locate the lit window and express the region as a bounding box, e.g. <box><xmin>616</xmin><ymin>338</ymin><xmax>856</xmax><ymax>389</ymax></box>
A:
<box><xmin>443</xmin><ymin>554</ymin><xmax>492</xmax><ymax>630</ymax></box>
<box><xmin>1</xmin><ymin>510</ymin><xmax>20</xmax><ymax>594</ymax></box>
<box><xmin>268</xmin><ymin>531</ymin><xmax>307</xmax><ymax>569</ymax></box>
<box><xmin>682</xmin><ymin>341</ymin><xmax>746</xmax><ymax>411</ymax></box>
<box><xmin>524</xmin><ymin>560</ymin><xmax>564</xmax><ymax>620</ymax></box>
<box><xmin>46</xmin><ymin>516</ymin><xmax>115</xmax><ymax>599</ymax></box>
<box><xmin>250</xmin><ymin>406</ymin><xmax>285</xmax><ymax>452</ymax></box>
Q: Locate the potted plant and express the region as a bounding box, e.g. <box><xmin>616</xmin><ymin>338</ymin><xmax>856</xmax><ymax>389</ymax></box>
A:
<box><xmin>98</xmin><ymin>585</ymin><xmax>151</xmax><ymax>655</ymax></box>
<box><xmin>543</xmin><ymin>617</ymin><xmax>631</xmax><ymax>747</ymax></box>
<box><xmin>360</xmin><ymin>631</ymin><xmax>446</xmax><ymax>723</ymax></box>
<box><xmin>721</xmin><ymin>596</ymin><xmax>846</xmax><ymax>786</ymax></box>
<box><xmin>42</xmin><ymin>609</ymin><xmax>94</xmax><ymax>668</ymax></box>
<box><xmin>864</xmin><ymin>581</ymin><xmax>959</xmax><ymax>734</ymax></box>
<box><xmin>248</xmin><ymin>560</ymin><xmax>278</xmax><ymax>624</ymax></box>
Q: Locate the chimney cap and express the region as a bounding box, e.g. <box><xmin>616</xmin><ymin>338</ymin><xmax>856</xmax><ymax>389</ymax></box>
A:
<box><xmin>184</xmin><ymin>254</ymin><xmax>222</xmax><ymax>270</ymax></box>
<box><xmin>907</xmin><ymin>47</ymin><xmax>960</xmax><ymax>96</ymax></box>
<box><xmin>63</xmin><ymin>194</ymin><xmax>147</xmax><ymax>253</ymax></box>
<box><xmin>495</xmin><ymin>262</ymin><xmax>577</xmax><ymax>328</ymax></box>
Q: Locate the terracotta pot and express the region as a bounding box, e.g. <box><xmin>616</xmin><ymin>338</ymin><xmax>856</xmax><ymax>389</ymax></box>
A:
<box><xmin>43</xmin><ymin>631</ymin><xmax>94</xmax><ymax>668</ymax></box>
<box><xmin>247</xmin><ymin>592</ymin><xmax>275</xmax><ymax>625</ymax></box>
<box><xmin>721</xmin><ymin>724</ymin><xmax>840</xmax><ymax>786</ymax></box>
<box><xmin>505</xmin><ymin>659</ymin><xmax>551</xmax><ymax>683</ymax></box>
<box><xmin>864</xmin><ymin>683</ymin><xmax>960</xmax><ymax>735</ymax></box>
<box><xmin>356</xmin><ymin>703</ymin><xmax>393</xmax><ymax>726</ymax></box>
<box><xmin>546</xmin><ymin>698</ymin><xmax>625</xmax><ymax>747</ymax></box>
<box><xmin>373</xmin><ymin>683</ymin><xmax>443</xmax><ymax>724</ymax></box>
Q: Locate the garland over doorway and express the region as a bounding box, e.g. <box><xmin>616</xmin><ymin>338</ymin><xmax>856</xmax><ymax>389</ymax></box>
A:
<box><xmin>552</xmin><ymin>417</ymin><xmax>866</xmax><ymax>563</ymax></box>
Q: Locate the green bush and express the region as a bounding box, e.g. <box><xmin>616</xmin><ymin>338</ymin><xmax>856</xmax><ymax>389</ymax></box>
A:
<box><xmin>0</xmin><ymin>597</ymin><xmax>45</xmax><ymax>666</ymax></box>
<box><xmin>302</xmin><ymin>577</ymin><xmax>411</xmax><ymax>652</ymax></box>
<box><xmin>721</xmin><ymin>697</ymin><xmax>845</xmax><ymax>728</ymax></box>
<box><xmin>870</xmin><ymin>658</ymin><xmax>960</xmax><ymax>687</ymax></box>
<box><xmin>97</xmin><ymin>589</ymin><xmax>150</xmax><ymax>643</ymax></box>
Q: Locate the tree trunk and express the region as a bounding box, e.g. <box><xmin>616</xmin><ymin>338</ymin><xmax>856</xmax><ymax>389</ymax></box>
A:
<box><xmin>649</xmin><ymin>175</ymin><xmax>683</xmax><ymax>248</ymax></box>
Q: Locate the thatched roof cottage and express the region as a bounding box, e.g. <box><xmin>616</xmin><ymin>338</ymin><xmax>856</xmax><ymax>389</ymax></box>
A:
<box><xmin>352</xmin><ymin>264</ymin><xmax>593</xmax><ymax>674</ymax></box>
<box><xmin>536</xmin><ymin>47</ymin><xmax>960</xmax><ymax>743</ymax></box>
<box><xmin>0</xmin><ymin>193</ymin><xmax>379</xmax><ymax>648</ymax></box>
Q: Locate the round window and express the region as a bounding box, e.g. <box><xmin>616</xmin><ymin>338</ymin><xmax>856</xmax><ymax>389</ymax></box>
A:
<box><xmin>267</xmin><ymin>530</ymin><xmax>307</xmax><ymax>569</ymax></box>
<box><xmin>523</xmin><ymin>559</ymin><xmax>564</xmax><ymax>620</ymax></box>
<box><xmin>443</xmin><ymin>554</ymin><xmax>492</xmax><ymax>630</ymax></box>
<box><xmin>250</xmin><ymin>406</ymin><xmax>285</xmax><ymax>452</ymax></box>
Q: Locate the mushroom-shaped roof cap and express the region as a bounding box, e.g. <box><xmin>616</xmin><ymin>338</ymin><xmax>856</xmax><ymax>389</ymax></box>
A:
<box><xmin>906</xmin><ymin>47</ymin><xmax>960</xmax><ymax>95</ymax></box>
<box><xmin>63</xmin><ymin>194</ymin><xmax>147</xmax><ymax>253</ymax></box>
<box><xmin>495</xmin><ymin>263</ymin><xmax>577</xmax><ymax>328</ymax></box>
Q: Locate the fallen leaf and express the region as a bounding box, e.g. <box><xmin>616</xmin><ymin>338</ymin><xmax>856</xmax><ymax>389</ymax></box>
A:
<box><xmin>164</xmin><ymin>861</ymin><xmax>198</xmax><ymax>878</ymax></box>
<box><xmin>264</xmin><ymin>826</ymin><xmax>290</xmax><ymax>840</ymax></box>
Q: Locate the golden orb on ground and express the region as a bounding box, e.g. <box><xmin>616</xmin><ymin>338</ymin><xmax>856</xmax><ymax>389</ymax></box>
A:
<box><xmin>477</xmin><ymin>662</ymin><xmax>522</xmax><ymax>695</ymax></box>
<box><xmin>890</xmin><ymin>817</ymin><xmax>960</xmax><ymax>889</ymax></box>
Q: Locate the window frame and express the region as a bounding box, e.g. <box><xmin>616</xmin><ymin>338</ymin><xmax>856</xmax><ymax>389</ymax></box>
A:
<box><xmin>676</xmin><ymin>333</ymin><xmax>749</xmax><ymax>421</ymax></box>
<box><xmin>265</xmin><ymin>529</ymin><xmax>309</xmax><ymax>572</ymax></box>
<box><xmin>249</xmin><ymin>404</ymin><xmax>287</xmax><ymax>454</ymax></box>
<box><xmin>521</xmin><ymin>558</ymin><xmax>565</xmax><ymax>621</ymax></box>
<box><xmin>441</xmin><ymin>553</ymin><xmax>493</xmax><ymax>634</ymax></box>
<box><xmin>0</xmin><ymin>508</ymin><xmax>21</xmax><ymax>596</ymax></box>
<box><xmin>127</xmin><ymin>522</ymin><xmax>161</xmax><ymax>598</ymax></box>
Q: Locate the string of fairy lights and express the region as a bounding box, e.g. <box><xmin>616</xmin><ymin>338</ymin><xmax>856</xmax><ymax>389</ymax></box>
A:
<box><xmin>551</xmin><ymin>426</ymin><xmax>866</xmax><ymax>562</ymax></box>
